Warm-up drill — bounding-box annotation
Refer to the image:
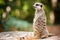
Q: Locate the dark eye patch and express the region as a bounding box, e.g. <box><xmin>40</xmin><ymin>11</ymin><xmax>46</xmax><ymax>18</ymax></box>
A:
<box><xmin>36</xmin><ymin>4</ymin><xmax>39</xmax><ymax>6</ymax></box>
<box><xmin>40</xmin><ymin>5</ymin><xmax>42</xmax><ymax>7</ymax></box>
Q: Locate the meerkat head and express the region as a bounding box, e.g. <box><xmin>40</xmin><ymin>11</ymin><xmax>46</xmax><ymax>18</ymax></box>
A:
<box><xmin>33</xmin><ymin>2</ymin><xmax>43</xmax><ymax>11</ymax></box>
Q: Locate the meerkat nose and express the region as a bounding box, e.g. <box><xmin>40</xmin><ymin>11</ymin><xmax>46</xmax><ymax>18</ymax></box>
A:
<box><xmin>33</xmin><ymin>5</ymin><xmax>35</xmax><ymax>7</ymax></box>
<box><xmin>33</xmin><ymin>5</ymin><xmax>36</xmax><ymax>8</ymax></box>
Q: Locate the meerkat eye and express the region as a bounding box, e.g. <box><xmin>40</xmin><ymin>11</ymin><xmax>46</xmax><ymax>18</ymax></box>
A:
<box><xmin>40</xmin><ymin>5</ymin><xmax>42</xmax><ymax>7</ymax></box>
<box><xmin>36</xmin><ymin>4</ymin><xmax>39</xmax><ymax>6</ymax></box>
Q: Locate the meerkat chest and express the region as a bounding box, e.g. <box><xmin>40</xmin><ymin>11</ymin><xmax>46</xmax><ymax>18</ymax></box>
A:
<box><xmin>33</xmin><ymin>13</ymin><xmax>42</xmax><ymax>23</ymax></box>
<box><xmin>33</xmin><ymin>12</ymin><xmax>46</xmax><ymax>26</ymax></box>
<box><xmin>34</xmin><ymin>12</ymin><xmax>46</xmax><ymax>22</ymax></box>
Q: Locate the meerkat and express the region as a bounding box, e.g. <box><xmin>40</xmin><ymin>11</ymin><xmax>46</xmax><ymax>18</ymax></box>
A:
<box><xmin>19</xmin><ymin>2</ymin><xmax>51</xmax><ymax>40</ymax></box>
<box><xmin>33</xmin><ymin>2</ymin><xmax>49</xmax><ymax>39</ymax></box>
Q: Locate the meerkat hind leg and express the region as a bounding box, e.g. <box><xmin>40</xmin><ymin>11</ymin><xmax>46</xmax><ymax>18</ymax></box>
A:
<box><xmin>41</xmin><ymin>33</ymin><xmax>54</xmax><ymax>39</ymax></box>
<box><xmin>41</xmin><ymin>34</ymin><xmax>48</xmax><ymax>39</ymax></box>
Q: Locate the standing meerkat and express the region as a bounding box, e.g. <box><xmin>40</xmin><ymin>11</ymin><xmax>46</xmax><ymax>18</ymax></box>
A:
<box><xmin>33</xmin><ymin>2</ymin><xmax>49</xmax><ymax>39</ymax></box>
<box><xmin>18</xmin><ymin>2</ymin><xmax>51</xmax><ymax>40</ymax></box>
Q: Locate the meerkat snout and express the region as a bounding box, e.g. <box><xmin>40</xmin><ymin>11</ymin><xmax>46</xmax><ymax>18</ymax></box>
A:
<box><xmin>33</xmin><ymin>2</ymin><xmax>43</xmax><ymax>10</ymax></box>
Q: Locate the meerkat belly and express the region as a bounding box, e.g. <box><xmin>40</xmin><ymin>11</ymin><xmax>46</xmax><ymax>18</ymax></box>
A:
<box><xmin>33</xmin><ymin>14</ymin><xmax>49</xmax><ymax>38</ymax></box>
<box><xmin>33</xmin><ymin>16</ymin><xmax>46</xmax><ymax>32</ymax></box>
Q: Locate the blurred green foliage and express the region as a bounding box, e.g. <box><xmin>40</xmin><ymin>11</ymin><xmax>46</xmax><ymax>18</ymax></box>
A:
<box><xmin>4</xmin><ymin>16</ymin><xmax>32</xmax><ymax>31</ymax></box>
<box><xmin>0</xmin><ymin>0</ymin><xmax>51</xmax><ymax>31</ymax></box>
<box><xmin>0</xmin><ymin>0</ymin><xmax>60</xmax><ymax>31</ymax></box>
<box><xmin>0</xmin><ymin>0</ymin><xmax>5</xmax><ymax>5</ymax></box>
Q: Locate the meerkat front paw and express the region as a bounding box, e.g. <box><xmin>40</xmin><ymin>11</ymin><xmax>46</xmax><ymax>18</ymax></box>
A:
<box><xmin>41</xmin><ymin>35</ymin><xmax>48</xmax><ymax>39</ymax></box>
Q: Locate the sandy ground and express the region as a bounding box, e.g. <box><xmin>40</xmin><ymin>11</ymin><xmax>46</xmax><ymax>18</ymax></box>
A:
<box><xmin>0</xmin><ymin>31</ymin><xmax>60</xmax><ymax>40</ymax></box>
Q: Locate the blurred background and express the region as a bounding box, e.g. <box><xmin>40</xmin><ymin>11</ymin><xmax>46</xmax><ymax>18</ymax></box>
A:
<box><xmin>0</xmin><ymin>0</ymin><xmax>60</xmax><ymax>35</ymax></box>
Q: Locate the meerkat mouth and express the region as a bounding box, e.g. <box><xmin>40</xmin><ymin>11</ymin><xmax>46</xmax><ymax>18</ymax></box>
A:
<box><xmin>37</xmin><ymin>9</ymin><xmax>42</xmax><ymax>13</ymax></box>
